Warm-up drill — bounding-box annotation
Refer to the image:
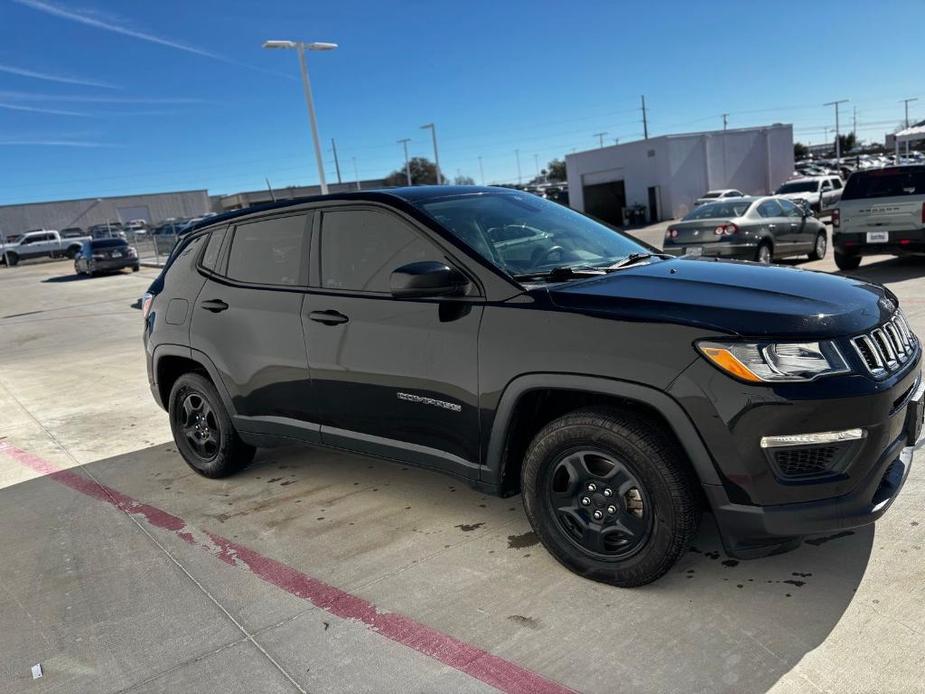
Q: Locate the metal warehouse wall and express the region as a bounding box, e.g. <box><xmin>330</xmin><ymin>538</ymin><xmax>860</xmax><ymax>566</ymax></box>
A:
<box><xmin>0</xmin><ymin>190</ymin><xmax>210</xmax><ymax>236</ymax></box>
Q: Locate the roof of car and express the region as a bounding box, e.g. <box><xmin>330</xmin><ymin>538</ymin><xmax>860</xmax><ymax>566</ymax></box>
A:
<box><xmin>182</xmin><ymin>185</ymin><xmax>520</xmax><ymax>235</ymax></box>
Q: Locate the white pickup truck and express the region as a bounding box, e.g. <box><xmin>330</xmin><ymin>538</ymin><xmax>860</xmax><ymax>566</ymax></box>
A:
<box><xmin>0</xmin><ymin>229</ymin><xmax>91</xmax><ymax>266</ymax></box>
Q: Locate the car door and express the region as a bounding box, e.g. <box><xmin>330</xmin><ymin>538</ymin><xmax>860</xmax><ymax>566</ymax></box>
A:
<box><xmin>304</xmin><ymin>206</ymin><xmax>483</xmax><ymax>475</ymax></box>
<box><xmin>756</xmin><ymin>199</ymin><xmax>789</xmax><ymax>253</ymax></box>
<box><xmin>190</xmin><ymin>212</ymin><xmax>317</xmax><ymax>435</ymax></box>
<box><xmin>777</xmin><ymin>198</ymin><xmax>813</xmax><ymax>251</ymax></box>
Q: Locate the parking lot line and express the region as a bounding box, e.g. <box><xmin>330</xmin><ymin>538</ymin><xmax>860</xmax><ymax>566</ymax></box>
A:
<box><xmin>0</xmin><ymin>441</ymin><xmax>575</xmax><ymax>694</ymax></box>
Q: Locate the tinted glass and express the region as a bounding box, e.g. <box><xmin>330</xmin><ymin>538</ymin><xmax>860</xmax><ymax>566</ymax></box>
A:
<box><xmin>321</xmin><ymin>210</ymin><xmax>438</xmax><ymax>292</ymax></box>
<box><xmin>226</xmin><ymin>215</ymin><xmax>307</xmax><ymax>286</ymax></box>
<box><xmin>701</xmin><ymin>192</ymin><xmax>721</xmax><ymax>199</ymax></box>
<box><xmin>683</xmin><ymin>201</ymin><xmax>752</xmax><ymax>219</ymax></box>
<box><xmin>842</xmin><ymin>168</ymin><xmax>925</xmax><ymax>200</ymax></box>
<box><xmin>201</xmin><ymin>227</ymin><xmax>227</xmax><ymax>272</ymax></box>
<box><xmin>776</xmin><ymin>181</ymin><xmax>818</xmax><ymax>194</ymax></box>
<box><xmin>777</xmin><ymin>198</ymin><xmax>802</xmax><ymax>217</ymax></box>
<box><xmin>757</xmin><ymin>200</ymin><xmax>783</xmax><ymax>217</ymax></box>
<box><xmin>91</xmin><ymin>239</ymin><xmax>128</xmax><ymax>249</ymax></box>
<box><xmin>417</xmin><ymin>192</ymin><xmax>647</xmax><ymax>275</ymax></box>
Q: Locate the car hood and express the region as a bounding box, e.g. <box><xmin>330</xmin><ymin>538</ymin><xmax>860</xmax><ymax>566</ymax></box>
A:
<box><xmin>546</xmin><ymin>257</ymin><xmax>895</xmax><ymax>338</ymax></box>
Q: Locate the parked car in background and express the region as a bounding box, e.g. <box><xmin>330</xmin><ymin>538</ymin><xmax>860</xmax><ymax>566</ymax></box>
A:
<box><xmin>60</xmin><ymin>227</ymin><xmax>85</xmax><ymax>239</ymax></box>
<box><xmin>74</xmin><ymin>238</ymin><xmax>139</xmax><ymax>276</ymax></box>
<box><xmin>664</xmin><ymin>196</ymin><xmax>827</xmax><ymax>263</ymax></box>
<box><xmin>775</xmin><ymin>176</ymin><xmax>843</xmax><ymax>214</ymax></box>
<box><xmin>693</xmin><ymin>189</ymin><xmax>744</xmax><ymax>207</ymax></box>
<box><xmin>832</xmin><ymin>165</ymin><xmax>925</xmax><ymax>271</ymax></box>
<box><xmin>88</xmin><ymin>222</ymin><xmax>127</xmax><ymax>240</ymax></box>
<box><xmin>0</xmin><ymin>229</ymin><xmax>89</xmax><ymax>265</ymax></box>
<box><xmin>152</xmin><ymin>219</ymin><xmax>188</xmax><ymax>235</ymax></box>
<box><xmin>125</xmin><ymin>219</ymin><xmax>149</xmax><ymax>233</ymax></box>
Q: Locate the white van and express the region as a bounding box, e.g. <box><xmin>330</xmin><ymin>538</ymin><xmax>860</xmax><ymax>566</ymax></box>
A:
<box><xmin>832</xmin><ymin>165</ymin><xmax>925</xmax><ymax>270</ymax></box>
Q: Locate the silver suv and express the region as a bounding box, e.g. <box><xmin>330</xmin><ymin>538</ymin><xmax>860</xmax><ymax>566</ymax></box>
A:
<box><xmin>832</xmin><ymin>165</ymin><xmax>925</xmax><ymax>270</ymax></box>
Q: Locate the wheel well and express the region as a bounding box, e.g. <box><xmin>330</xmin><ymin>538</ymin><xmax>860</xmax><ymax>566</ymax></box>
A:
<box><xmin>497</xmin><ymin>389</ymin><xmax>699</xmax><ymax>498</ymax></box>
<box><xmin>156</xmin><ymin>355</ymin><xmax>208</xmax><ymax>407</ymax></box>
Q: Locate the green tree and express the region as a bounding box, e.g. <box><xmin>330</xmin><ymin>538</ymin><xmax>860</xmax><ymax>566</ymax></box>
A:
<box><xmin>793</xmin><ymin>142</ymin><xmax>809</xmax><ymax>159</ymax></box>
<box><xmin>546</xmin><ymin>158</ymin><xmax>567</xmax><ymax>181</ymax></box>
<box><xmin>453</xmin><ymin>174</ymin><xmax>476</xmax><ymax>185</ymax></box>
<box><xmin>837</xmin><ymin>132</ymin><xmax>857</xmax><ymax>153</ymax></box>
<box><xmin>384</xmin><ymin>157</ymin><xmax>442</xmax><ymax>186</ymax></box>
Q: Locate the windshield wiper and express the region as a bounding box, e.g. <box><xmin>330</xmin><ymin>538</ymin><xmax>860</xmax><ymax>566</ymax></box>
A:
<box><xmin>512</xmin><ymin>265</ymin><xmax>606</xmax><ymax>282</ymax></box>
<box><xmin>602</xmin><ymin>252</ymin><xmax>671</xmax><ymax>271</ymax></box>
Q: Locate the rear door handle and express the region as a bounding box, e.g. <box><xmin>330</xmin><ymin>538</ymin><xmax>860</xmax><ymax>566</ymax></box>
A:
<box><xmin>200</xmin><ymin>299</ymin><xmax>229</xmax><ymax>313</ymax></box>
<box><xmin>309</xmin><ymin>310</ymin><xmax>349</xmax><ymax>325</ymax></box>
<box><xmin>767</xmin><ymin>224</ymin><xmax>776</xmax><ymax>230</ymax></box>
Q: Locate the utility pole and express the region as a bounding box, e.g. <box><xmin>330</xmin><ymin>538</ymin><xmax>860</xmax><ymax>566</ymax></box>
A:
<box><xmin>722</xmin><ymin>113</ymin><xmax>728</xmax><ymax>131</ymax></box>
<box><xmin>478</xmin><ymin>156</ymin><xmax>485</xmax><ymax>186</ymax></box>
<box><xmin>852</xmin><ymin>106</ymin><xmax>857</xmax><ymax>136</ymax></box>
<box><xmin>397</xmin><ymin>138</ymin><xmax>412</xmax><ymax>185</ymax></box>
<box><xmin>330</xmin><ymin>137</ymin><xmax>342</xmax><ymax>184</ymax></box>
<box><xmin>515</xmin><ymin>149</ymin><xmax>522</xmax><ymax>184</ymax></box>
<box><xmin>721</xmin><ymin>114</ymin><xmax>729</xmax><ymax>186</ymax></box>
<box><xmin>420</xmin><ymin>123</ymin><xmax>442</xmax><ymax>184</ymax></box>
<box><xmin>534</xmin><ymin>153</ymin><xmax>540</xmax><ymax>178</ymax></box>
<box><xmin>593</xmin><ymin>132</ymin><xmax>607</xmax><ymax>148</ymax></box>
<box><xmin>265</xmin><ymin>178</ymin><xmax>276</xmax><ymax>201</ymax></box>
<box><xmin>352</xmin><ymin>157</ymin><xmax>360</xmax><ymax>190</ymax></box>
<box><xmin>641</xmin><ymin>95</ymin><xmax>649</xmax><ymax>139</ymax></box>
<box><xmin>823</xmin><ymin>99</ymin><xmax>848</xmax><ymax>166</ymax></box>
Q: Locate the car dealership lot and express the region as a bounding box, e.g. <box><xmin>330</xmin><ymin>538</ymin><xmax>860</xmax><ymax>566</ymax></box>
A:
<box><xmin>1</xmin><ymin>250</ymin><xmax>925</xmax><ymax>693</ymax></box>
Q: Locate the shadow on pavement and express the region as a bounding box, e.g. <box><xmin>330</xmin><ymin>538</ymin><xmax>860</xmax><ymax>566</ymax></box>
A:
<box><xmin>41</xmin><ymin>273</ymin><xmax>89</xmax><ymax>283</ymax></box>
<box><xmin>0</xmin><ymin>441</ymin><xmax>874</xmax><ymax>693</ymax></box>
<box><xmin>837</xmin><ymin>256</ymin><xmax>925</xmax><ymax>283</ymax></box>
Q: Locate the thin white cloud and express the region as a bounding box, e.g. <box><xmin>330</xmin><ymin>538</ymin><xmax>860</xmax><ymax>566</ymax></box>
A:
<box><xmin>11</xmin><ymin>0</ymin><xmax>224</xmax><ymax>60</ymax></box>
<box><xmin>0</xmin><ymin>91</ymin><xmax>207</xmax><ymax>104</ymax></box>
<box><xmin>0</xmin><ymin>139</ymin><xmax>120</xmax><ymax>148</ymax></box>
<box><xmin>0</xmin><ymin>102</ymin><xmax>94</xmax><ymax>117</ymax></box>
<box><xmin>0</xmin><ymin>63</ymin><xmax>118</xmax><ymax>89</ymax></box>
<box><xmin>11</xmin><ymin>0</ymin><xmax>293</xmax><ymax>78</ymax></box>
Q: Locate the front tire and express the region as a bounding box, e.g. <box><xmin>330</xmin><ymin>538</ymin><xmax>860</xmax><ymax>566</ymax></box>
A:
<box><xmin>168</xmin><ymin>373</ymin><xmax>255</xmax><ymax>478</ymax></box>
<box><xmin>755</xmin><ymin>241</ymin><xmax>772</xmax><ymax>264</ymax></box>
<box><xmin>834</xmin><ymin>250</ymin><xmax>861</xmax><ymax>271</ymax></box>
<box><xmin>808</xmin><ymin>231</ymin><xmax>827</xmax><ymax>261</ymax></box>
<box><xmin>522</xmin><ymin>408</ymin><xmax>700</xmax><ymax>587</ymax></box>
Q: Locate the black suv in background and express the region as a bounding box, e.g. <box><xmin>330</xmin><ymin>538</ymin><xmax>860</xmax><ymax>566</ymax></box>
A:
<box><xmin>143</xmin><ymin>187</ymin><xmax>923</xmax><ymax>586</ymax></box>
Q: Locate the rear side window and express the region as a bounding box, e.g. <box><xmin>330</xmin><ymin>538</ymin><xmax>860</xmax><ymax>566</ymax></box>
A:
<box><xmin>842</xmin><ymin>168</ymin><xmax>925</xmax><ymax>200</ymax></box>
<box><xmin>320</xmin><ymin>209</ymin><xmax>438</xmax><ymax>292</ymax></box>
<box><xmin>757</xmin><ymin>200</ymin><xmax>783</xmax><ymax>217</ymax></box>
<box><xmin>226</xmin><ymin>214</ymin><xmax>307</xmax><ymax>286</ymax></box>
<box><xmin>200</xmin><ymin>227</ymin><xmax>227</xmax><ymax>272</ymax></box>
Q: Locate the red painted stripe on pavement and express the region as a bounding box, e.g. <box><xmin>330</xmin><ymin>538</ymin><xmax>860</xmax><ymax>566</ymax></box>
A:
<box><xmin>0</xmin><ymin>442</ymin><xmax>575</xmax><ymax>694</ymax></box>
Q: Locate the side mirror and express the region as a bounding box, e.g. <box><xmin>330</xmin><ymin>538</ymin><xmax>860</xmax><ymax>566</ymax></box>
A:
<box><xmin>390</xmin><ymin>261</ymin><xmax>468</xmax><ymax>299</ymax></box>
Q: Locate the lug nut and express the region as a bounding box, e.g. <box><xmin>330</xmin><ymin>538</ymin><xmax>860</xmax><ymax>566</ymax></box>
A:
<box><xmin>607</xmin><ymin>505</ymin><xmax>617</xmax><ymax>514</ymax></box>
<box><xmin>592</xmin><ymin>510</ymin><xmax>604</xmax><ymax>520</ymax></box>
<box><xmin>587</xmin><ymin>483</ymin><xmax>597</xmax><ymax>492</ymax></box>
<box><xmin>580</xmin><ymin>496</ymin><xmax>591</xmax><ymax>506</ymax></box>
<box><xmin>603</xmin><ymin>488</ymin><xmax>613</xmax><ymax>497</ymax></box>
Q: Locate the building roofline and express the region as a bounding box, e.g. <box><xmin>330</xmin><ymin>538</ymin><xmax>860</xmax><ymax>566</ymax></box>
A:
<box><xmin>0</xmin><ymin>188</ymin><xmax>209</xmax><ymax>210</ymax></box>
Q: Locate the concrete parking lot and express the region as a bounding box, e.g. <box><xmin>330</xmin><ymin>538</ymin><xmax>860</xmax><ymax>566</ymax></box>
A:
<box><xmin>1</xmin><ymin>237</ymin><xmax>924</xmax><ymax>694</ymax></box>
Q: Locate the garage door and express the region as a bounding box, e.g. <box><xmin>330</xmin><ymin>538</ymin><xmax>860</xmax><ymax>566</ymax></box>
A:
<box><xmin>583</xmin><ymin>180</ymin><xmax>626</xmax><ymax>227</ymax></box>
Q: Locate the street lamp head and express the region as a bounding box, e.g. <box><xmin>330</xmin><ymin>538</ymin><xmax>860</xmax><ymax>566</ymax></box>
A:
<box><xmin>420</xmin><ymin>123</ymin><xmax>434</xmax><ymax>130</ymax></box>
<box><xmin>263</xmin><ymin>40</ymin><xmax>297</xmax><ymax>49</ymax></box>
<box><xmin>307</xmin><ymin>42</ymin><xmax>338</xmax><ymax>51</ymax></box>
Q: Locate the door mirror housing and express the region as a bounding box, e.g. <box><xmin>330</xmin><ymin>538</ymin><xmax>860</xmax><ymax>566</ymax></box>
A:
<box><xmin>390</xmin><ymin>261</ymin><xmax>468</xmax><ymax>299</ymax></box>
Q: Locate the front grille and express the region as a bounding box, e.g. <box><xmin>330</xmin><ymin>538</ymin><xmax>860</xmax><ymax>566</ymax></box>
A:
<box><xmin>851</xmin><ymin>311</ymin><xmax>918</xmax><ymax>378</ymax></box>
<box><xmin>773</xmin><ymin>446</ymin><xmax>841</xmax><ymax>478</ymax></box>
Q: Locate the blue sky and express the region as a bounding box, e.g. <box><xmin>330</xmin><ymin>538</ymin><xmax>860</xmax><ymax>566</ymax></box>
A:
<box><xmin>1</xmin><ymin>0</ymin><xmax>923</xmax><ymax>204</ymax></box>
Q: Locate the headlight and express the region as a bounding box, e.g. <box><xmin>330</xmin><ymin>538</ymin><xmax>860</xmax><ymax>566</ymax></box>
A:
<box><xmin>697</xmin><ymin>340</ymin><xmax>850</xmax><ymax>383</ymax></box>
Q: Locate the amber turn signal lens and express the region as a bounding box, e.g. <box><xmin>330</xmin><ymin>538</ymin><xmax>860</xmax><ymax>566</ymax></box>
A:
<box><xmin>699</xmin><ymin>346</ymin><xmax>763</xmax><ymax>383</ymax></box>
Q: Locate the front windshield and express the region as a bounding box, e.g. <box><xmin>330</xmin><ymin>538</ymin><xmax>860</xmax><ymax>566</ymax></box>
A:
<box><xmin>776</xmin><ymin>181</ymin><xmax>818</xmax><ymax>194</ymax></box>
<box><xmin>683</xmin><ymin>201</ymin><xmax>752</xmax><ymax>220</ymax></box>
<box><xmin>417</xmin><ymin>192</ymin><xmax>648</xmax><ymax>276</ymax></box>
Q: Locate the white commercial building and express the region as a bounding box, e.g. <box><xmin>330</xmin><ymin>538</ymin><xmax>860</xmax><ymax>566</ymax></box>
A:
<box><xmin>566</xmin><ymin>124</ymin><xmax>794</xmax><ymax>225</ymax></box>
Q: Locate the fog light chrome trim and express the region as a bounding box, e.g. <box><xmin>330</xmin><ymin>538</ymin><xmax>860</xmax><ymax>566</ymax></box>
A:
<box><xmin>760</xmin><ymin>428</ymin><xmax>865</xmax><ymax>449</ymax></box>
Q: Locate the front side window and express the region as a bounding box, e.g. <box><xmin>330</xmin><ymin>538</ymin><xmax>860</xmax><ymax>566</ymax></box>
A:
<box><xmin>226</xmin><ymin>214</ymin><xmax>307</xmax><ymax>286</ymax></box>
<box><xmin>416</xmin><ymin>192</ymin><xmax>648</xmax><ymax>275</ymax></box>
<box><xmin>777</xmin><ymin>198</ymin><xmax>802</xmax><ymax>218</ymax></box>
<box><xmin>320</xmin><ymin>209</ymin><xmax>438</xmax><ymax>292</ymax></box>
<box><xmin>757</xmin><ymin>200</ymin><xmax>783</xmax><ymax>217</ymax></box>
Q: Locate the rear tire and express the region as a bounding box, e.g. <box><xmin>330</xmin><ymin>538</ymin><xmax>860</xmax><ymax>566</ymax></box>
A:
<box><xmin>808</xmin><ymin>231</ymin><xmax>827</xmax><ymax>261</ymax></box>
<box><xmin>755</xmin><ymin>241</ymin><xmax>772</xmax><ymax>264</ymax></box>
<box><xmin>169</xmin><ymin>373</ymin><xmax>255</xmax><ymax>478</ymax></box>
<box><xmin>834</xmin><ymin>250</ymin><xmax>861</xmax><ymax>271</ymax></box>
<box><xmin>522</xmin><ymin>408</ymin><xmax>700</xmax><ymax>587</ymax></box>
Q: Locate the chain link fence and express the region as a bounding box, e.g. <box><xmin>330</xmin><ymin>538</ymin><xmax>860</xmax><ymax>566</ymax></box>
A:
<box><xmin>126</xmin><ymin>231</ymin><xmax>178</xmax><ymax>267</ymax></box>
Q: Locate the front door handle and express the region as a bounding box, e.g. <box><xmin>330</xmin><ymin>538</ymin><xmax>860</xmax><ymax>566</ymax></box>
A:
<box><xmin>309</xmin><ymin>310</ymin><xmax>349</xmax><ymax>325</ymax></box>
<box><xmin>200</xmin><ymin>299</ymin><xmax>229</xmax><ymax>313</ymax></box>
<box><xmin>767</xmin><ymin>224</ymin><xmax>776</xmax><ymax>231</ymax></box>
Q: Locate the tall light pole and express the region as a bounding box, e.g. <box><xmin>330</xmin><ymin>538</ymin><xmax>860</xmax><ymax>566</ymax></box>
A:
<box><xmin>515</xmin><ymin>149</ymin><xmax>522</xmax><ymax>184</ymax></box>
<box><xmin>352</xmin><ymin>157</ymin><xmax>360</xmax><ymax>190</ymax></box>
<box><xmin>823</xmin><ymin>99</ymin><xmax>848</xmax><ymax>166</ymax></box>
<box><xmin>263</xmin><ymin>39</ymin><xmax>337</xmax><ymax>195</ymax></box>
<box><xmin>420</xmin><ymin>123</ymin><xmax>442</xmax><ymax>184</ymax></box>
<box><xmin>901</xmin><ymin>97</ymin><xmax>918</xmax><ymax>129</ymax></box>
<box><xmin>478</xmin><ymin>156</ymin><xmax>485</xmax><ymax>186</ymax></box>
<box><xmin>397</xmin><ymin>138</ymin><xmax>412</xmax><ymax>185</ymax></box>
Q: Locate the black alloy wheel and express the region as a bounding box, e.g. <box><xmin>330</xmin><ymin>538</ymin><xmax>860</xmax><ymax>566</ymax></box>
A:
<box><xmin>178</xmin><ymin>392</ymin><xmax>221</xmax><ymax>462</ymax></box>
<box><xmin>547</xmin><ymin>449</ymin><xmax>651</xmax><ymax>559</ymax></box>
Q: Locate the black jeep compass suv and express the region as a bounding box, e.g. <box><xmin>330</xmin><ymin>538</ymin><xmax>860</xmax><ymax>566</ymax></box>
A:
<box><xmin>143</xmin><ymin>186</ymin><xmax>923</xmax><ymax>586</ymax></box>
